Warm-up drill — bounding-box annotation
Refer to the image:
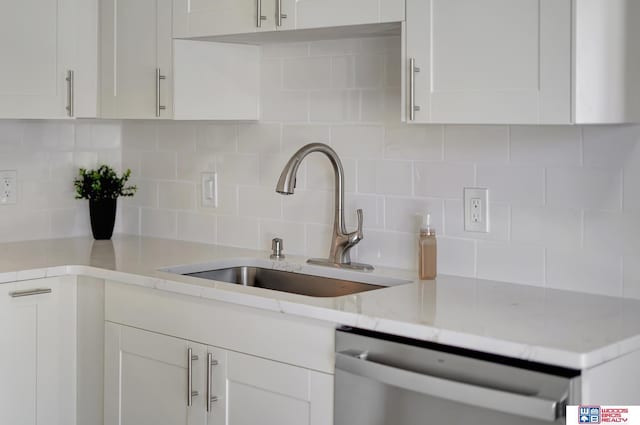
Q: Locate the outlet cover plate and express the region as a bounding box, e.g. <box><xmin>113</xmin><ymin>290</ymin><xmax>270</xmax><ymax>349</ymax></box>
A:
<box><xmin>464</xmin><ymin>187</ymin><xmax>489</xmax><ymax>233</ymax></box>
<box><xmin>0</xmin><ymin>170</ymin><xmax>17</xmax><ymax>205</ymax></box>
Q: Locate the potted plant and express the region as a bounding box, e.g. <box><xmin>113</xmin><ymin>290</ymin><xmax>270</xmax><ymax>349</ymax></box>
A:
<box><xmin>74</xmin><ymin>165</ymin><xmax>137</xmax><ymax>240</ymax></box>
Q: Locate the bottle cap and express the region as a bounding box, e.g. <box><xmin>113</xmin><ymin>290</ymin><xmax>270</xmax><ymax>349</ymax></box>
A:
<box><xmin>420</xmin><ymin>212</ymin><xmax>435</xmax><ymax>235</ymax></box>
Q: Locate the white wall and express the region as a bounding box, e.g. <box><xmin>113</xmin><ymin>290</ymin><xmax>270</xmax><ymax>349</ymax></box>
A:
<box><xmin>118</xmin><ymin>36</ymin><xmax>640</xmax><ymax>299</ymax></box>
<box><xmin>0</xmin><ymin>120</ymin><xmax>121</xmax><ymax>242</ymax></box>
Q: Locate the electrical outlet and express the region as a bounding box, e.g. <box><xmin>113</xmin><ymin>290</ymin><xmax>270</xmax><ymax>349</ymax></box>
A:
<box><xmin>464</xmin><ymin>187</ymin><xmax>489</xmax><ymax>233</ymax></box>
<box><xmin>0</xmin><ymin>170</ymin><xmax>17</xmax><ymax>205</ymax></box>
<box><xmin>201</xmin><ymin>172</ymin><xmax>218</xmax><ymax>207</ymax></box>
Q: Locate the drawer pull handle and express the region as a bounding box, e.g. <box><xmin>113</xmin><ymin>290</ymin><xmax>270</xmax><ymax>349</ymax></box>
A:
<box><xmin>187</xmin><ymin>349</ymin><xmax>199</xmax><ymax>406</ymax></box>
<box><xmin>9</xmin><ymin>288</ymin><xmax>52</xmax><ymax>298</ymax></box>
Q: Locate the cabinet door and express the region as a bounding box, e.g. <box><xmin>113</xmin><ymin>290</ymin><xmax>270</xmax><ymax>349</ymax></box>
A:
<box><xmin>223</xmin><ymin>350</ymin><xmax>333</xmax><ymax>425</ymax></box>
<box><xmin>173</xmin><ymin>0</ymin><xmax>262</xmax><ymax>38</ymax></box>
<box><xmin>0</xmin><ymin>0</ymin><xmax>75</xmax><ymax>118</ymax></box>
<box><xmin>295</xmin><ymin>0</ymin><xmax>404</xmax><ymax>29</ymax></box>
<box><xmin>0</xmin><ymin>278</ymin><xmax>76</xmax><ymax>425</ymax></box>
<box><xmin>104</xmin><ymin>323</ymin><xmax>206</xmax><ymax>425</ymax></box>
<box><xmin>405</xmin><ymin>0</ymin><xmax>571</xmax><ymax>124</ymax></box>
<box><xmin>101</xmin><ymin>0</ymin><xmax>173</xmax><ymax>119</ymax></box>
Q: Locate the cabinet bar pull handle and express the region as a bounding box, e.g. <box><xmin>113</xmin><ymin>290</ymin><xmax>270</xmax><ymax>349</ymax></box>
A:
<box><xmin>276</xmin><ymin>0</ymin><xmax>287</xmax><ymax>27</ymax></box>
<box><xmin>408</xmin><ymin>58</ymin><xmax>420</xmax><ymax>121</ymax></box>
<box><xmin>187</xmin><ymin>348</ymin><xmax>199</xmax><ymax>406</ymax></box>
<box><xmin>206</xmin><ymin>353</ymin><xmax>219</xmax><ymax>412</ymax></box>
<box><xmin>156</xmin><ymin>68</ymin><xmax>167</xmax><ymax>117</ymax></box>
<box><xmin>9</xmin><ymin>288</ymin><xmax>52</xmax><ymax>298</ymax></box>
<box><xmin>66</xmin><ymin>70</ymin><xmax>74</xmax><ymax>117</ymax></box>
<box><xmin>257</xmin><ymin>0</ymin><xmax>267</xmax><ymax>27</ymax></box>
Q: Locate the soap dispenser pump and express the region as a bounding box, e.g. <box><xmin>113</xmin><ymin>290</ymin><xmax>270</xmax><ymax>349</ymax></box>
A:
<box><xmin>418</xmin><ymin>212</ymin><xmax>437</xmax><ymax>280</ymax></box>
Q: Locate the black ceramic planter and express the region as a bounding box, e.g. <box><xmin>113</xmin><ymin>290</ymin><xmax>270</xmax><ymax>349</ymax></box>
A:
<box><xmin>89</xmin><ymin>198</ymin><xmax>117</xmax><ymax>240</ymax></box>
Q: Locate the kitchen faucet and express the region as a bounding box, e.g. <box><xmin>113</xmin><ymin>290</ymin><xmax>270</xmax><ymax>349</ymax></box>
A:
<box><xmin>276</xmin><ymin>143</ymin><xmax>374</xmax><ymax>271</ymax></box>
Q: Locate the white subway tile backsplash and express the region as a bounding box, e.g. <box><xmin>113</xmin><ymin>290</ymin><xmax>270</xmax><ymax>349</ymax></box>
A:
<box><xmin>158</xmin><ymin>181</ymin><xmax>197</xmax><ymax>210</ymax></box>
<box><xmin>157</xmin><ymin>123</ymin><xmax>196</xmax><ymax>152</ymax></box>
<box><xmin>238</xmin><ymin>186</ymin><xmax>282</xmax><ymax>219</ymax></box>
<box><xmin>282</xmin><ymin>125</ymin><xmax>330</xmax><ymax>153</ymax></box>
<box><xmin>238</xmin><ymin>123</ymin><xmax>281</xmax><ymax>154</ymax></box>
<box><xmin>476</xmin><ymin>165</ymin><xmax>544</xmax><ymax>206</ymax></box>
<box><xmin>354</xmin><ymin>54</ymin><xmax>385</xmax><ymax>88</ymax></box>
<box><xmin>261</xmin><ymin>90</ymin><xmax>308</xmax><ymax>122</ymax></box>
<box><xmin>177</xmin><ymin>211</ymin><xmax>216</xmax><ymax>244</ymax></box>
<box><xmin>623</xmin><ymin>256</ymin><xmax>640</xmax><ymax>299</ymax></box>
<box><xmin>385</xmin><ymin>197</ymin><xmax>443</xmax><ymax>234</ymax></box>
<box><xmin>331</xmin><ymin>125</ymin><xmax>385</xmax><ymax>159</ymax></box>
<box><xmin>546</xmin><ymin>167</ymin><xmax>622</xmax><ymax>210</ymax></box>
<box><xmin>414</xmin><ymin>162</ymin><xmax>474</xmax><ymax>199</ymax></box>
<box><xmin>330</xmin><ymin>56</ymin><xmax>355</xmax><ymax>89</ymax></box>
<box><xmin>309</xmin><ymin>39</ymin><xmax>360</xmax><ymax>56</ymax></box>
<box><xmin>309</xmin><ymin>90</ymin><xmax>358</xmax><ymax>122</ymax></box>
<box><xmin>582</xmin><ymin>125</ymin><xmax>640</xmax><ymax>167</ymax></box>
<box><xmin>262</xmin><ymin>42</ymin><xmax>309</xmax><ymax>58</ymax></box>
<box><xmin>358</xmin><ymin>160</ymin><xmax>413</xmax><ymax>196</ymax></box>
<box><xmin>357</xmin><ymin>230</ymin><xmax>417</xmax><ymax>270</ymax></box>
<box><xmin>141</xmin><ymin>151</ymin><xmax>177</xmax><ymax>180</ymax></box>
<box><xmin>177</xmin><ymin>151</ymin><xmax>217</xmax><ymax>181</ymax></box>
<box><xmin>511</xmin><ymin>207</ymin><xmax>582</xmax><ymax>249</ymax></box>
<box><xmin>121</xmin><ymin>122</ymin><xmax>157</xmax><ymax>150</ymax></box>
<box><xmin>282</xmin><ymin>189</ymin><xmax>333</xmax><ymax>224</ymax></box>
<box><xmin>305</xmin><ymin>223</ymin><xmax>332</xmax><ymax>258</ymax></box>
<box><xmin>438</xmin><ymin>237</ymin><xmax>476</xmax><ymax>278</ymax></box>
<box><xmin>510</xmin><ymin>126</ymin><xmax>581</xmax><ymax>166</ymax></box>
<box><xmin>195</xmin><ymin>124</ymin><xmax>238</xmax><ymax>153</ymax></box>
<box><xmin>360</xmin><ymin>89</ymin><xmax>386</xmax><ymax>122</ymax></box>
<box><xmin>283</xmin><ymin>57</ymin><xmax>332</xmax><ymax>90</ymax></box>
<box><xmin>140</xmin><ymin>208</ymin><xmax>177</xmax><ymax>239</ymax></box>
<box><xmin>217</xmin><ymin>216</ymin><xmax>260</xmax><ymax>249</ymax></box>
<box><xmin>444</xmin><ymin>125</ymin><xmax>509</xmax><ymax>164</ymax></box>
<box><xmin>477</xmin><ymin>241</ymin><xmax>545</xmax><ymax>286</ymax></box>
<box><xmin>546</xmin><ymin>248</ymin><xmax>623</xmax><ymax>297</ymax></box>
<box><xmin>216</xmin><ymin>154</ymin><xmax>260</xmax><ymax>186</ymax></box>
<box><xmin>384</xmin><ymin>125</ymin><xmax>443</xmax><ymax>161</ymax></box>
<box><xmin>584</xmin><ymin>210</ymin><xmax>640</xmax><ymax>256</ymax></box>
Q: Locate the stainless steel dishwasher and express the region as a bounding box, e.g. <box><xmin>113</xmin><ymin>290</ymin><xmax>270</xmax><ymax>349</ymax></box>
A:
<box><xmin>335</xmin><ymin>327</ymin><xmax>581</xmax><ymax>425</ymax></box>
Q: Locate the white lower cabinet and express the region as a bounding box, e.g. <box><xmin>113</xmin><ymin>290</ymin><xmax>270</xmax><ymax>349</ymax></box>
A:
<box><xmin>105</xmin><ymin>322</ymin><xmax>333</xmax><ymax>425</ymax></box>
<box><xmin>0</xmin><ymin>277</ymin><xmax>77</xmax><ymax>425</ymax></box>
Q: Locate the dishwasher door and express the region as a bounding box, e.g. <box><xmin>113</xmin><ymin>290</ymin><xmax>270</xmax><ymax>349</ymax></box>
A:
<box><xmin>334</xmin><ymin>328</ymin><xmax>581</xmax><ymax>425</ymax></box>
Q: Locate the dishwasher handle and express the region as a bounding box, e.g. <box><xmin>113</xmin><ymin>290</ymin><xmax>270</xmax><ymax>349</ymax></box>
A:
<box><xmin>335</xmin><ymin>350</ymin><xmax>565</xmax><ymax>422</ymax></box>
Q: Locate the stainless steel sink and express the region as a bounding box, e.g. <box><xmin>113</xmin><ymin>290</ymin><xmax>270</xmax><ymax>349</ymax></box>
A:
<box><xmin>184</xmin><ymin>266</ymin><xmax>384</xmax><ymax>297</ymax></box>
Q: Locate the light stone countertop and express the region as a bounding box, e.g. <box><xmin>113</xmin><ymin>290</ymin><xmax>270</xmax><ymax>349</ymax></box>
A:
<box><xmin>2</xmin><ymin>234</ymin><xmax>639</xmax><ymax>370</ymax></box>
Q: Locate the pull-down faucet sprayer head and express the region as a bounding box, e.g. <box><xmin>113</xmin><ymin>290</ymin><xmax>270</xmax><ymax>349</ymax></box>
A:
<box><xmin>275</xmin><ymin>154</ymin><xmax>301</xmax><ymax>195</ymax></box>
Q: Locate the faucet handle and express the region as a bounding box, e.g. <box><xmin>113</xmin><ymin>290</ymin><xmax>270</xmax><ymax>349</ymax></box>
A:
<box><xmin>355</xmin><ymin>209</ymin><xmax>363</xmax><ymax>238</ymax></box>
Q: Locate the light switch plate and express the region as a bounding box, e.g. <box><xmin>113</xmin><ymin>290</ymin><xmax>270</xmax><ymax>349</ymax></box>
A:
<box><xmin>201</xmin><ymin>172</ymin><xmax>218</xmax><ymax>208</ymax></box>
<box><xmin>464</xmin><ymin>187</ymin><xmax>489</xmax><ymax>233</ymax></box>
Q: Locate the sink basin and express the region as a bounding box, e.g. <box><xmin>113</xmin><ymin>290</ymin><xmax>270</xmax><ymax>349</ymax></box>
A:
<box><xmin>162</xmin><ymin>259</ymin><xmax>411</xmax><ymax>298</ymax></box>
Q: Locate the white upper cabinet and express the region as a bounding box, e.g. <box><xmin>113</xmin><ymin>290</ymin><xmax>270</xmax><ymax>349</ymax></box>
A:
<box><xmin>405</xmin><ymin>0</ymin><xmax>571</xmax><ymax>124</ymax></box>
<box><xmin>101</xmin><ymin>0</ymin><xmax>173</xmax><ymax>119</ymax></box>
<box><xmin>173</xmin><ymin>0</ymin><xmax>404</xmax><ymax>38</ymax></box>
<box><xmin>405</xmin><ymin>0</ymin><xmax>640</xmax><ymax>124</ymax></box>
<box><xmin>0</xmin><ymin>0</ymin><xmax>97</xmax><ymax>119</ymax></box>
<box><xmin>295</xmin><ymin>0</ymin><xmax>404</xmax><ymax>30</ymax></box>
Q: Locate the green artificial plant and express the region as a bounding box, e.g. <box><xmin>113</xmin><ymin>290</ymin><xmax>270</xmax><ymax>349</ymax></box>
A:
<box><xmin>74</xmin><ymin>165</ymin><xmax>137</xmax><ymax>201</ymax></box>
